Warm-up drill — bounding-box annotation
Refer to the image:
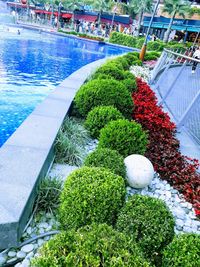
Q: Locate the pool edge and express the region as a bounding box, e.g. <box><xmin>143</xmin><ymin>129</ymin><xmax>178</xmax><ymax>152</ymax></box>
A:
<box><xmin>0</xmin><ymin>58</ymin><xmax>107</xmax><ymax>249</ymax></box>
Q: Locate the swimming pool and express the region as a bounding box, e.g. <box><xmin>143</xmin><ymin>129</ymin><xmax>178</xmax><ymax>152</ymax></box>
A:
<box><xmin>0</xmin><ymin>28</ymin><xmax>131</xmax><ymax>147</ymax></box>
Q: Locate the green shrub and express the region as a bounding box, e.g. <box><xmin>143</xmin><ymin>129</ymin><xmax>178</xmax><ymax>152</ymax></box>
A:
<box><xmin>131</xmin><ymin>51</ymin><xmax>140</xmax><ymax>58</ymax></box>
<box><xmin>144</xmin><ymin>53</ymin><xmax>159</xmax><ymax>61</ymax></box>
<box><xmin>108</xmin><ymin>57</ymin><xmax>130</xmax><ymax>71</ymax></box>
<box><xmin>136</xmin><ymin>37</ymin><xmax>145</xmax><ymax>49</ymax></box>
<box><xmin>106</xmin><ymin>58</ymin><xmax>124</xmax><ymax>71</ymax></box>
<box><xmin>85</xmin><ymin>105</ymin><xmax>124</xmax><ymax>138</ymax></box>
<box><xmin>115</xmin><ymin>57</ymin><xmax>130</xmax><ymax>70</ymax></box>
<box><xmin>147</xmin><ymin>41</ymin><xmax>165</xmax><ymax>52</ymax></box>
<box><xmin>109</xmin><ymin>31</ymin><xmax>137</xmax><ymax>48</ymax></box>
<box><xmin>116</xmin><ymin>195</ymin><xmax>175</xmax><ymax>263</ymax></box>
<box><xmin>74</xmin><ymin>79</ymin><xmax>133</xmax><ymax>118</ymax></box>
<box><xmin>98</xmin><ymin>119</ymin><xmax>148</xmax><ymax>157</ymax></box>
<box><xmin>93</xmin><ymin>62</ymin><xmax>125</xmax><ymax>80</ymax></box>
<box><xmin>166</xmin><ymin>43</ymin><xmax>186</xmax><ymax>53</ymax></box>
<box><xmin>54</xmin><ymin>117</ymin><xmax>90</xmax><ymax>166</ymax></box>
<box><xmin>162</xmin><ymin>233</ymin><xmax>200</xmax><ymax>267</ymax></box>
<box><xmin>59</xmin><ymin>166</ymin><xmax>126</xmax><ymax>229</ymax></box>
<box><xmin>32</xmin><ymin>223</ymin><xmax>152</xmax><ymax>267</ymax></box>
<box><xmin>84</xmin><ymin>148</ymin><xmax>126</xmax><ymax>178</ymax></box>
<box><xmin>91</xmin><ymin>73</ymin><xmax>112</xmax><ymax>80</ymax></box>
<box><xmin>121</xmin><ymin>71</ymin><xmax>137</xmax><ymax>93</ymax></box>
<box><xmin>132</xmin><ymin>59</ymin><xmax>143</xmax><ymax>66</ymax></box>
<box><xmin>123</xmin><ymin>52</ymin><xmax>138</xmax><ymax>66</ymax></box>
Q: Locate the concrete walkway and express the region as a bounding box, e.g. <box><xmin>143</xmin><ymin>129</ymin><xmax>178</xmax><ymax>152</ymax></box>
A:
<box><xmin>151</xmin><ymin>65</ymin><xmax>200</xmax><ymax>162</ymax></box>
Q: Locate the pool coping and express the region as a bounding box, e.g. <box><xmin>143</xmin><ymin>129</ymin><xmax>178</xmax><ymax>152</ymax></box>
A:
<box><xmin>0</xmin><ymin>57</ymin><xmax>107</xmax><ymax>249</ymax></box>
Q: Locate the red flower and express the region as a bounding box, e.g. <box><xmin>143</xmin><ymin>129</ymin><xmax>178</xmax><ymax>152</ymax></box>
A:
<box><xmin>132</xmin><ymin>78</ymin><xmax>200</xmax><ymax>218</ymax></box>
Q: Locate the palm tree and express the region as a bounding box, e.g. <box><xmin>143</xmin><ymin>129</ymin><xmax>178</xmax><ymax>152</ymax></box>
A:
<box><xmin>86</xmin><ymin>0</ymin><xmax>114</xmax><ymax>26</ymax></box>
<box><xmin>163</xmin><ymin>0</ymin><xmax>190</xmax><ymax>43</ymax></box>
<box><xmin>123</xmin><ymin>0</ymin><xmax>154</xmax><ymax>36</ymax></box>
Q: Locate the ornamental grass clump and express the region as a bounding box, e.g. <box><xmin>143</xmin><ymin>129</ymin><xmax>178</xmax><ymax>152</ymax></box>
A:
<box><xmin>98</xmin><ymin>119</ymin><xmax>148</xmax><ymax>157</ymax></box>
<box><xmin>59</xmin><ymin>166</ymin><xmax>126</xmax><ymax>230</ymax></box>
<box><xmin>84</xmin><ymin>105</ymin><xmax>125</xmax><ymax>139</ymax></box>
<box><xmin>116</xmin><ymin>195</ymin><xmax>175</xmax><ymax>263</ymax></box>
<box><xmin>84</xmin><ymin>148</ymin><xmax>126</xmax><ymax>178</ymax></box>
<box><xmin>31</xmin><ymin>223</ymin><xmax>152</xmax><ymax>267</ymax></box>
<box><xmin>54</xmin><ymin>116</ymin><xmax>90</xmax><ymax>166</ymax></box>
<box><xmin>34</xmin><ymin>176</ymin><xmax>63</xmax><ymax>215</ymax></box>
<box><xmin>162</xmin><ymin>233</ymin><xmax>200</xmax><ymax>267</ymax></box>
<box><xmin>74</xmin><ymin>79</ymin><xmax>133</xmax><ymax>118</ymax></box>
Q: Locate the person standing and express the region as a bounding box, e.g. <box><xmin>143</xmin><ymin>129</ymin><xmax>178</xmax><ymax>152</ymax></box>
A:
<box><xmin>192</xmin><ymin>46</ymin><xmax>200</xmax><ymax>74</ymax></box>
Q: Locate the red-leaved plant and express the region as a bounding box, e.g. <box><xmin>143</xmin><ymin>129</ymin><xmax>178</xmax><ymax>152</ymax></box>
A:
<box><xmin>132</xmin><ymin>78</ymin><xmax>200</xmax><ymax>216</ymax></box>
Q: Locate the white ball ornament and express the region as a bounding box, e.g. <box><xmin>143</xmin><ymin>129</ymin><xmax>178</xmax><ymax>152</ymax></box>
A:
<box><xmin>124</xmin><ymin>154</ymin><xmax>154</xmax><ymax>189</ymax></box>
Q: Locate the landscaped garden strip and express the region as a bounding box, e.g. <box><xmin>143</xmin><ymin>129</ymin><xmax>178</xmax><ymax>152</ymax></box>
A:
<box><xmin>132</xmin><ymin>78</ymin><xmax>200</xmax><ymax>216</ymax></box>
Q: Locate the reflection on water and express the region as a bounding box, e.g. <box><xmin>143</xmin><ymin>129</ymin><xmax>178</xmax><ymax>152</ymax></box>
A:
<box><xmin>0</xmin><ymin>29</ymin><xmax>131</xmax><ymax>146</ymax></box>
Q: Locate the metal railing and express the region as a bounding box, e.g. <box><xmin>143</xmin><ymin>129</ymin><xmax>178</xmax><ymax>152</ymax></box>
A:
<box><xmin>150</xmin><ymin>48</ymin><xmax>200</xmax><ymax>145</ymax></box>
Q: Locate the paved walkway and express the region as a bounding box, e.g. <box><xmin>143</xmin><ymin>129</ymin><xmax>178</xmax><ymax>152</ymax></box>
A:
<box><xmin>151</xmin><ymin>65</ymin><xmax>200</xmax><ymax>163</ymax></box>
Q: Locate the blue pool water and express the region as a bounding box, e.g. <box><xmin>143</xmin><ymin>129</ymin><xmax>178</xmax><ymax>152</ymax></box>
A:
<box><xmin>0</xmin><ymin>28</ymin><xmax>131</xmax><ymax>147</ymax></box>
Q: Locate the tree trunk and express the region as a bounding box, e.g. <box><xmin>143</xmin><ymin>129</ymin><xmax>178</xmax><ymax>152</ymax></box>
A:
<box><xmin>163</xmin><ymin>11</ymin><xmax>176</xmax><ymax>43</ymax></box>
<box><xmin>136</xmin><ymin>10</ymin><xmax>143</xmax><ymax>37</ymax></box>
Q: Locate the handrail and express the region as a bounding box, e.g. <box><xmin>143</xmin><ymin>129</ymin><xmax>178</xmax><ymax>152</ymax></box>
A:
<box><xmin>164</xmin><ymin>48</ymin><xmax>200</xmax><ymax>63</ymax></box>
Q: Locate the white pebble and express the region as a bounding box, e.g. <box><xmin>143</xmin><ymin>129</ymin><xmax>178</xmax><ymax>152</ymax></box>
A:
<box><xmin>0</xmin><ymin>256</ymin><xmax>6</xmax><ymax>265</ymax></box>
<box><xmin>21</xmin><ymin>244</ymin><xmax>34</xmax><ymax>253</ymax></box>
<box><xmin>17</xmin><ymin>251</ymin><xmax>26</xmax><ymax>259</ymax></box>
<box><xmin>8</xmin><ymin>251</ymin><xmax>17</xmax><ymax>257</ymax></box>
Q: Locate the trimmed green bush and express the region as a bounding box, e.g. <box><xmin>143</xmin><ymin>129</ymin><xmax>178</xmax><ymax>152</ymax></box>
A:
<box><xmin>147</xmin><ymin>41</ymin><xmax>165</xmax><ymax>52</ymax></box>
<box><xmin>116</xmin><ymin>195</ymin><xmax>175</xmax><ymax>262</ymax></box>
<box><xmin>136</xmin><ymin>37</ymin><xmax>145</xmax><ymax>49</ymax></box>
<box><xmin>132</xmin><ymin>59</ymin><xmax>143</xmax><ymax>66</ymax></box>
<box><xmin>32</xmin><ymin>224</ymin><xmax>152</xmax><ymax>267</ymax></box>
<box><xmin>98</xmin><ymin>119</ymin><xmax>148</xmax><ymax>157</ymax></box>
<box><xmin>144</xmin><ymin>52</ymin><xmax>160</xmax><ymax>61</ymax></box>
<box><xmin>84</xmin><ymin>148</ymin><xmax>126</xmax><ymax>178</ymax></box>
<box><xmin>122</xmin><ymin>71</ymin><xmax>137</xmax><ymax>93</ymax></box>
<box><xmin>74</xmin><ymin>79</ymin><xmax>133</xmax><ymax>118</ymax></box>
<box><xmin>59</xmin><ymin>166</ymin><xmax>126</xmax><ymax>229</ymax></box>
<box><xmin>123</xmin><ymin>52</ymin><xmax>138</xmax><ymax>66</ymax></box>
<box><xmin>84</xmin><ymin>105</ymin><xmax>124</xmax><ymax>138</ymax></box>
<box><xmin>108</xmin><ymin>57</ymin><xmax>129</xmax><ymax>71</ymax></box>
<box><xmin>109</xmin><ymin>31</ymin><xmax>137</xmax><ymax>48</ymax></box>
<box><xmin>162</xmin><ymin>233</ymin><xmax>200</xmax><ymax>267</ymax></box>
<box><xmin>93</xmin><ymin>62</ymin><xmax>125</xmax><ymax>80</ymax></box>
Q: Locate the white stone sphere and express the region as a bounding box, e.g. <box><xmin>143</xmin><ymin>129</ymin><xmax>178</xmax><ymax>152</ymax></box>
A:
<box><xmin>124</xmin><ymin>154</ymin><xmax>154</xmax><ymax>189</ymax></box>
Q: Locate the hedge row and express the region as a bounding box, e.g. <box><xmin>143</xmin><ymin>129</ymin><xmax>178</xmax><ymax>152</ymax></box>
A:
<box><xmin>109</xmin><ymin>32</ymin><xmax>188</xmax><ymax>52</ymax></box>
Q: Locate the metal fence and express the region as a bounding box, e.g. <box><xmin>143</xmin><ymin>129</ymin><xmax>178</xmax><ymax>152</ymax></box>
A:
<box><xmin>150</xmin><ymin>48</ymin><xmax>200</xmax><ymax>145</ymax></box>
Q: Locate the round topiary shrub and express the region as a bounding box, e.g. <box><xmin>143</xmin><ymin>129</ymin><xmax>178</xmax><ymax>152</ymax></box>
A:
<box><xmin>107</xmin><ymin>58</ymin><xmax>125</xmax><ymax>71</ymax></box>
<box><xmin>162</xmin><ymin>233</ymin><xmax>200</xmax><ymax>267</ymax></box>
<box><xmin>84</xmin><ymin>105</ymin><xmax>125</xmax><ymax>138</ymax></box>
<box><xmin>74</xmin><ymin>79</ymin><xmax>133</xmax><ymax>118</ymax></box>
<box><xmin>123</xmin><ymin>52</ymin><xmax>138</xmax><ymax>66</ymax></box>
<box><xmin>93</xmin><ymin>62</ymin><xmax>125</xmax><ymax>80</ymax></box>
<box><xmin>59</xmin><ymin>166</ymin><xmax>126</xmax><ymax>230</ymax></box>
<box><xmin>132</xmin><ymin>59</ymin><xmax>143</xmax><ymax>66</ymax></box>
<box><xmin>116</xmin><ymin>195</ymin><xmax>175</xmax><ymax>262</ymax></box>
<box><xmin>84</xmin><ymin>148</ymin><xmax>126</xmax><ymax>178</ymax></box>
<box><xmin>32</xmin><ymin>223</ymin><xmax>152</xmax><ymax>267</ymax></box>
<box><xmin>113</xmin><ymin>57</ymin><xmax>130</xmax><ymax>71</ymax></box>
<box><xmin>98</xmin><ymin>119</ymin><xmax>148</xmax><ymax>157</ymax></box>
<box><xmin>122</xmin><ymin>71</ymin><xmax>137</xmax><ymax>93</ymax></box>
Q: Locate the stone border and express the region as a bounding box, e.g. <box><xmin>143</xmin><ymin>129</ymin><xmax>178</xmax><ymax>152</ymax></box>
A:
<box><xmin>0</xmin><ymin>58</ymin><xmax>107</xmax><ymax>250</ymax></box>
